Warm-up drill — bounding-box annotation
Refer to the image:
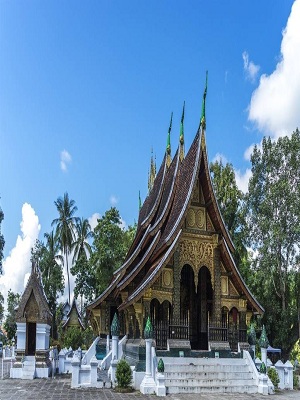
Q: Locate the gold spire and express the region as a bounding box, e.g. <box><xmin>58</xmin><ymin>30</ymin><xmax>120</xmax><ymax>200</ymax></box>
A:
<box><xmin>166</xmin><ymin>112</ymin><xmax>173</xmax><ymax>168</ymax></box>
<box><xmin>200</xmin><ymin>71</ymin><xmax>208</xmax><ymax>131</ymax></box>
<box><xmin>148</xmin><ymin>148</ymin><xmax>156</xmax><ymax>192</ymax></box>
<box><xmin>179</xmin><ymin>101</ymin><xmax>185</xmax><ymax>162</ymax></box>
<box><xmin>200</xmin><ymin>71</ymin><xmax>208</xmax><ymax>149</ymax></box>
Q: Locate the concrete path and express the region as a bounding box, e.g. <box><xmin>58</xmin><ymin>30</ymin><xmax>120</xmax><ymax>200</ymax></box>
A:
<box><xmin>0</xmin><ymin>375</ymin><xmax>299</xmax><ymax>400</ymax></box>
<box><xmin>0</xmin><ymin>361</ymin><xmax>299</xmax><ymax>400</ymax></box>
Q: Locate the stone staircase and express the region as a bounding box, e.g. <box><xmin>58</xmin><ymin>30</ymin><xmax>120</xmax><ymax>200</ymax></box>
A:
<box><xmin>22</xmin><ymin>356</ymin><xmax>36</xmax><ymax>379</ymax></box>
<box><xmin>164</xmin><ymin>357</ymin><xmax>258</xmax><ymax>394</ymax></box>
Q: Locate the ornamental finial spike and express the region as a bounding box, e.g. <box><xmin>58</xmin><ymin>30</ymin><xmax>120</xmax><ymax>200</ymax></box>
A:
<box><xmin>200</xmin><ymin>71</ymin><xmax>208</xmax><ymax>131</ymax></box>
<box><xmin>258</xmin><ymin>325</ymin><xmax>269</xmax><ymax>349</ymax></box>
<box><xmin>111</xmin><ymin>313</ymin><xmax>120</xmax><ymax>336</ymax></box>
<box><xmin>248</xmin><ymin>323</ymin><xmax>257</xmax><ymax>346</ymax></box>
<box><xmin>166</xmin><ymin>112</ymin><xmax>173</xmax><ymax>168</ymax></box>
<box><xmin>139</xmin><ymin>190</ymin><xmax>142</xmax><ymax>211</ymax></box>
<box><xmin>179</xmin><ymin>101</ymin><xmax>185</xmax><ymax>161</ymax></box>
<box><xmin>144</xmin><ymin>316</ymin><xmax>153</xmax><ymax>339</ymax></box>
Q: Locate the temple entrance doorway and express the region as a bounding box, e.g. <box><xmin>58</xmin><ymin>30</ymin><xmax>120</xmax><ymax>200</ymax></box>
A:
<box><xmin>26</xmin><ymin>322</ymin><xmax>36</xmax><ymax>355</ymax></box>
<box><xmin>180</xmin><ymin>264</ymin><xmax>213</xmax><ymax>350</ymax></box>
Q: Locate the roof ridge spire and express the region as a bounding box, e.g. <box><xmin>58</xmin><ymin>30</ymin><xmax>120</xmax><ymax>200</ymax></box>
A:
<box><xmin>139</xmin><ymin>190</ymin><xmax>142</xmax><ymax>211</ymax></box>
<box><xmin>179</xmin><ymin>101</ymin><xmax>185</xmax><ymax>162</ymax></box>
<box><xmin>200</xmin><ymin>71</ymin><xmax>208</xmax><ymax>131</ymax></box>
<box><xmin>166</xmin><ymin>112</ymin><xmax>173</xmax><ymax>168</ymax></box>
<box><xmin>148</xmin><ymin>148</ymin><xmax>156</xmax><ymax>192</ymax></box>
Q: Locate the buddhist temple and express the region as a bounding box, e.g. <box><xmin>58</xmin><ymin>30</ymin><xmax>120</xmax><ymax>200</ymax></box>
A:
<box><xmin>11</xmin><ymin>261</ymin><xmax>52</xmax><ymax>378</ymax></box>
<box><xmin>88</xmin><ymin>76</ymin><xmax>264</xmax><ymax>351</ymax></box>
<box><xmin>61</xmin><ymin>298</ymin><xmax>84</xmax><ymax>331</ymax></box>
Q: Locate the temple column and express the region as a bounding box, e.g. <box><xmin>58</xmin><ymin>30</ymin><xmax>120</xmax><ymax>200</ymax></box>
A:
<box><xmin>172</xmin><ymin>250</ymin><xmax>181</xmax><ymax>320</ymax></box>
<box><xmin>213</xmin><ymin>245</ymin><xmax>221</xmax><ymax>322</ymax></box>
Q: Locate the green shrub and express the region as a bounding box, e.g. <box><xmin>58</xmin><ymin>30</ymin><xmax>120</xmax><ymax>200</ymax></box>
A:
<box><xmin>115</xmin><ymin>359</ymin><xmax>132</xmax><ymax>388</ymax></box>
<box><xmin>267</xmin><ymin>367</ymin><xmax>280</xmax><ymax>389</ymax></box>
<box><xmin>63</xmin><ymin>326</ymin><xmax>84</xmax><ymax>349</ymax></box>
<box><xmin>290</xmin><ymin>339</ymin><xmax>300</xmax><ymax>364</ymax></box>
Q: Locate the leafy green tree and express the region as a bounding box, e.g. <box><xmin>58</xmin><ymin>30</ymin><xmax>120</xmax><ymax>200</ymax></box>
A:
<box><xmin>31</xmin><ymin>231</ymin><xmax>64</xmax><ymax>338</ymax></box>
<box><xmin>62</xmin><ymin>326</ymin><xmax>84</xmax><ymax>349</ymax></box>
<box><xmin>52</xmin><ymin>192</ymin><xmax>79</xmax><ymax>304</ymax></box>
<box><xmin>3</xmin><ymin>290</ymin><xmax>21</xmax><ymax>340</ymax></box>
<box><xmin>0</xmin><ymin>205</ymin><xmax>4</xmax><ymax>274</ymax></box>
<box><xmin>0</xmin><ymin>292</ymin><xmax>4</xmax><ymax>325</ymax></box>
<box><xmin>71</xmin><ymin>208</ymin><xmax>136</xmax><ymax>302</ymax></box>
<box><xmin>210</xmin><ymin>160</ymin><xmax>250</xmax><ymax>277</ymax></box>
<box><xmin>245</xmin><ymin>129</ymin><xmax>300</xmax><ymax>354</ymax></box>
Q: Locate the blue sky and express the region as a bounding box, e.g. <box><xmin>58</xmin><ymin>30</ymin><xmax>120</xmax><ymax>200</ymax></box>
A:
<box><xmin>1</xmin><ymin>1</ymin><xmax>300</xmax><ymax>305</ymax></box>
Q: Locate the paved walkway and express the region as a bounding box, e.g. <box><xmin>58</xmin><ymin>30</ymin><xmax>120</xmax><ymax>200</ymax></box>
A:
<box><xmin>0</xmin><ymin>375</ymin><xmax>299</xmax><ymax>400</ymax></box>
<box><xmin>1</xmin><ymin>361</ymin><xmax>299</xmax><ymax>400</ymax></box>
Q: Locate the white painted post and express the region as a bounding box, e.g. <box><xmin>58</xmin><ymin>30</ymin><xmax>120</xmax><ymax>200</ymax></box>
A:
<box><xmin>111</xmin><ymin>358</ymin><xmax>118</xmax><ymax>387</ymax></box>
<box><xmin>106</xmin><ymin>334</ymin><xmax>110</xmax><ymax>354</ymax></box>
<box><xmin>156</xmin><ymin>372</ymin><xmax>166</xmax><ymax>396</ymax></box>
<box><xmin>284</xmin><ymin>361</ymin><xmax>293</xmax><ymax>390</ymax></box>
<box><xmin>59</xmin><ymin>349</ymin><xmax>66</xmax><ymax>374</ymax></box>
<box><xmin>140</xmin><ymin>338</ymin><xmax>156</xmax><ymax>394</ymax></box>
<box><xmin>90</xmin><ymin>355</ymin><xmax>99</xmax><ymax>386</ymax></box>
<box><xmin>71</xmin><ymin>354</ymin><xmax>80</xmax><ymax>388</ymax></box>
<box><xmin>111</xmin><ymin>336</ymin><xmax>118</xmax><ymax>361</ymax></box>
<box><xmin>275</xmin><ymin>360</ymin><xmax>284</xmax><ymax>389</ymax></box>
<box><xmin>261</xmin><ymin>347</ymin><xmax>267</xmax><ymax>368</ymax></box>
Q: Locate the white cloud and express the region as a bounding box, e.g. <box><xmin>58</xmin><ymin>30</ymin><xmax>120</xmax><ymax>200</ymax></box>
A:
<box><xmin>235</xmin><ymin>168</ymin><xmax>252</xmax><ymax>194</ymax></box>
<box><xmin>88</xmin><ymin>213</ymin><xmax>100</xmax><ymax>231</ymax></box>
<box><xmin>60</xmin><ymin>150</ymin><xmax>72</xmax><ymax>172</ymax></box>
<box><xmin>110</xmin><ymin>195</ymin><xmax>118</xmax><ymax>206</ymax></box>
<box><xmin>212</xmin><ymin>153</ymin><xmax>228</xmax><ymax>165</ymax></box>
<box><xmin>119</xmin><ymin>217</ymin><xmax>127</xmax><ymax>230</ymax></box>
<box><xmin>242</xmin><ymin>51</ymin><xmax>260</xmax><ymax>83</ymax></box>
<box><xmin>0</xmin><ymin>203</ymin><xmax>41</xmax><ymax>312</ymax></box>
<box><xmin>248</xmin><ymin>0</ymin><xmax>300</xmax><ymax>138</ymax></box>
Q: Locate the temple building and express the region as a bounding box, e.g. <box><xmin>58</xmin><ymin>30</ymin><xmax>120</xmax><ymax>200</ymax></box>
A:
<box><xmin>11</xmin><ymin>261</ymin><xmax>52</xmax><ymax>378</ymax></box>
<box><xmin>88</xmin><ymin>78</ymin><xmax>264</xmax><ymax>351</ymax></box>
<box><xmin>61</xmin><ymin>298</ymin><xmax>85</xmax><ymax>331</ymax></box>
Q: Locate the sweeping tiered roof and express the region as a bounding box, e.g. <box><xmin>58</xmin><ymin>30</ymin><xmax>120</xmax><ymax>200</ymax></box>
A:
<box><xmin>88</xmin><ymin>79</ymin><xmax>264</xmax><ymax>315</ymax></box>
<box><xmin>15</xmin><ymin>261</ymin><xmax>52</xmax><ymax>325</ymax></box>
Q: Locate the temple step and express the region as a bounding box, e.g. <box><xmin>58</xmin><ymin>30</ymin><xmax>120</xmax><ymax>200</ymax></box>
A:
<box><xmin>163</xmin><ymin>357</ymin><xmax>257</xmax><ymax>394</ymax></box>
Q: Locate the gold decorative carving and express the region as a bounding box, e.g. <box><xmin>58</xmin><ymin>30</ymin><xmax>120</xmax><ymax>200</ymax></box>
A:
<box><xmin>187</xmin><ymin>209</ymin><xmax>196</xmax><ymax>227</ymax></box>
<box><xmin>120</xmin><ymin>291</ymin><xmax>128</xmax><ymax>303</ymax></box>
<box><xmin>221</xmin><ymin>298</ymin><xmax>240</xmax><ymax>311</ymax></box>
<box><xmin>186</xmin><ymin>207</ymin><xmax>206</xmax><ymax>230</ymax></box>
<box><xmin>220</xmin><ymin>262</ymin><xmax>226</xmax><ymax>273</ymax></box>
<box><xmin>200</xmin><ymin>184</ymin><xmax>204</xmax><ymax>204</ymax></box>
<box><xmin>179</xmin><ymin>237</ymin><xmax>214</xmax><ymax>286</ymax></box>
<box><xmin>206</xmin><ymin>214</ymin><xmax>214</xmax><ymax>231</ymax></box>
<box><xmin>239</xmin><ymin>299</ymin><xmax>247</xmax><ymax>310</ymax></box>
<box><xmin>133</xmin><ymin>302</ymin><xmax>143</xmax><ymax>314</ymax></box>
<box><xmin>24</xmin><ymin>291</ymin><xmax>39</xmax><ymax>322</ymax></box>
<box><xmin>192</xmin><ymin>180</ymin><xmax>199</xmax><ymax>202</ymax></box>
<box><xmin>151</xmin><ymin>290</ymin><xmax>172</xmax><ymax>304</ymax></box>
<box><xmin>229</xmin><ymin>280</ymin><xmax>239</xmax><ymax>296</ymax></box>
<box><xmin>196</xmin><ymin>208</ymin><xmax>205</xmax><ymax>229</ymax></box>
<box><xmin>162</xmin><ymin>269</ymin><xmax>173</xmax><ymax>288</ymax></box>
<box><xmin>246</xmin><ymin>312</ymin><xmax>252</xmax><ymax>326</ymax></box>
<box><xmin>221</xmin><ymin>276</ymin><xmax>228</xmax><ymax>295</ymax></box>
<box><xmin>144</xmin><ymin>288</ymin><xmax>152</xmax><ymax>300</ymax></box>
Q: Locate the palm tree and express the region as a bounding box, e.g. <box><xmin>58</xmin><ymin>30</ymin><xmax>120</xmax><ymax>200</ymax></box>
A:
<box><xmin>44</xmin><ymin>230</ymin><xmax>64</xmax><ymax>282</ymax></box>
<box><xmin>72</xmin><ymin>217</ymin><xmax>93</xmax><ymax>264</ymax></box>
<box><xmin>52</xmin><ymin>192</ymin><xmax>79</xmax><ymax>304</ymax></box>
<box><xmin>43</xmin><ymin>230</ymin><xmax>64</xmax><ymax>338</ymax></box>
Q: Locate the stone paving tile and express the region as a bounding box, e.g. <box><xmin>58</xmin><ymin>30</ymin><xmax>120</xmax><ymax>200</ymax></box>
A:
<box><xmin>0</xmin><ymin>375</ymin><xmax>299</xmax><ymax>399</ymax></box>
